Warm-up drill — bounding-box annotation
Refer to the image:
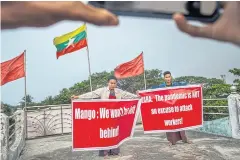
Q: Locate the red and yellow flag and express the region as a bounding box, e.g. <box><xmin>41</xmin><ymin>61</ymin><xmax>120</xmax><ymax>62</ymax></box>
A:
<box><xmin>53</xmin><ymin>24</ymin><xmax>88</xmax><ymax>59</ymax></box>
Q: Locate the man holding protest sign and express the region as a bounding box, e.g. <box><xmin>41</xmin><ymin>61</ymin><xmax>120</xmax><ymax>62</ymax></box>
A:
<box><xmin>71</xmin><ymin>76</ymin><xmax>138</xmax><ymax>157</ymax></box>
<box><xmin>155</xmin><ymin>71</ymin><xmax>192</xmax><ymax>146</ymax></box>
<box><xmin>138</xmin><ymin>71</ymin><xmax>201</xmax><ymax>146</ymax></box>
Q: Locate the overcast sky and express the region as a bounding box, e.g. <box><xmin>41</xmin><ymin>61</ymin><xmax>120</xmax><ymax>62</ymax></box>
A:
<box><xmin>1</xmin><ymin>16</ymin><xmax>240</xmax><ymax>105</ymax></box>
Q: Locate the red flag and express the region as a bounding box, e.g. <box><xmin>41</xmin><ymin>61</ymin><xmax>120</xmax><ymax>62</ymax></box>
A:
<box><xmin>1</xmin><ymin>52</ymin><xmax>25</xmax><ymax>86</ymax></box>
<box><xmin>114</xmin><ymin>52</ymin><xmax>144</xmax><ymax>79</ymax></box>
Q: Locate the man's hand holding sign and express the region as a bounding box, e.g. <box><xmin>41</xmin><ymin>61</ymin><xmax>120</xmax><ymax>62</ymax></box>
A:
<box><xmin>72</xmin><ymin>72</ymin><xmax>203</xmax><ymax>153</ymax></box>
<box><xmin>71</xmin><ymin>76</ymin><xmax>139</xmax><ymax>155</ymax></box>
<box><xmin>72</xmin><ymin>99</ymin><xmax>140</xmax><ymax>151</ymax></box>
<box><xmin>138</xmin><ymin>85</ymin><xmax>203</xmax><ymax>133</ymax></box>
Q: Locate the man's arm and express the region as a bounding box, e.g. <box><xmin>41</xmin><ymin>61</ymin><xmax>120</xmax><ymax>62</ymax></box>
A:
<box><xmin>173</xmin><ymin>82</ymin><xmax>188</xmax><ymax>86</ymax></box>
<box><xmin>151</xmin><ymin>83</ymin><xmax>166</xmax><ymax>89</ymax></box>
<box><xmin>77</xmin><ymin>88</ymin><xmax>103</xmax><ymax>99</ymax></box>
<box><xmin>120</xmin><ymin>90</ymin><xmax>138</xmax><ymax>99</ymax></box>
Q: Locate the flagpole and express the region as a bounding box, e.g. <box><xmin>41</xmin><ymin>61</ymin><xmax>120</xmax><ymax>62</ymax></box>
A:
<box><xmin>23</xmin><ymin>50</ymin><xmax>28</xmax><ymax>139</ymax></box>
<box><xmin>86</xmin><ymin>46</ymin><xmax>93</xmax><ymax>92</ymax></box>
<box><xmin>142</xmin><ymin>51</ymin><xmax>147</xmax><ymax>90</ymax></box>
<box><xmin>84</xmin><ymin>23</ymin><xmax>93</xmax><ymax>92</ymax></box>
<box><xmin>24</xmin><ymin>50</ymin><xmax>27</xmax><ymax>109</ymax></box>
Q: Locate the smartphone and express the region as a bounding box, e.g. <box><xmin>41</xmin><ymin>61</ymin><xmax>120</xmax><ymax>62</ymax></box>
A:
<box><xmin>88</xmin><ymin>1</ymin><xmax>222</xmax><ymax>23</ymax></box>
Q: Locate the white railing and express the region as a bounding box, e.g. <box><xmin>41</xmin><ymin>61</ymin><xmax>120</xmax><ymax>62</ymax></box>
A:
<box><xmin>23</xmin><ymin>98</ymin><xmax>229</xmax><ymax>139</ymax></box>
<box><xmin>25</xmin><ymin>104</ymin><xmax>72</xmax><ymax>139</ymax></box>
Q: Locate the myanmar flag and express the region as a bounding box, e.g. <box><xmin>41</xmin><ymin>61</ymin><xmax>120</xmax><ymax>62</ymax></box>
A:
<box><xmin>53</xmin><ymin>24</ymin><xmax>88</xmax><ymax>59</ymax></box>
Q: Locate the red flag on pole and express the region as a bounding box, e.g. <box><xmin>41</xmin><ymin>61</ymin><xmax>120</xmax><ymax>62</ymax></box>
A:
<box><xmin>1</xmin><ymin>52</ymin><xmax>25</xmax><ymax>86</ymax></box>
<box><xmin>114</xmin><ymin>52</ymin><xmax>144</xmax><ymax>79</ymax></box>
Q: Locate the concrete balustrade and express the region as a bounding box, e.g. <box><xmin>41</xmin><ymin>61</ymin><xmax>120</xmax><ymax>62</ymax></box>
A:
<box><xmin>0</xmin><ymin>110</ymin><xmax>26</xmax><ymax>160</ymax></box>
<box><xmin>228</xmin><ymin>86</ymin><xmax>240</xmax><ymax>139</ymax></box>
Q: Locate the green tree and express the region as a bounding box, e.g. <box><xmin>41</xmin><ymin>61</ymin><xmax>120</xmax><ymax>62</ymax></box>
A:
<box><xmin>1</xmin><ymin>102</ymin><xmax>13</xmax><ymax>116</ymax></box>
<box><xmin>118</xmin><ymin>69</ymin><xmax>164</xmax><ymax>92</ymax></box>
<box><xmin>41</xmin><ymin>69</ymin><xmax>164</xmax><ymax>105</ymax></box>
<box><xmin>174</xmin><ymin>76</ymin><xmax>228</xmax><ymax>98</ymax></box>
<box><xmin>39</xmin><ymin>69</ymin><xmax>232</xmax><ymax>110</ymax></box>
<box><xmin>52</xmin><ymin>88</ymin><xmax>71</xmax><ymax>104</ymax></box>
<box><xmin>174</xmin><ymin>76</ymin><xmax>224</xmax><ymax>86</ymax></box>
<box><xmin>1</xmin><ymin>102</ymin><xmax>16</xmax><ymax>139</ymax></box>
<box><xmin>67</xmin><ymin>71</ymin><xmax>112</xmax><ymax>99</ymax></box>
<box><xmin>203</xmin><ymin>84</ymin><xmax>231</xmax><ymax>99</ymax></box>
<box><xmin>174</xmin><ymin>76</ymin><xmax>230</xmax><ymax>121</ymax></box>
<box><xmin>41</xmin><ymin>96</ymin><xmax>54</xmax><ymax>105</ymax></box>
<box><xmin>22</xmin><ymin>94</ymin><xmax>33</xmax><ymax>103</ymax></box>
<box><xmin>229</xmin><ymin>68</ymin><xmax>240</xmax><ymax>92</ymax></box>
<box><xmin>175</xmin><ymin>76</ymin><xmax>209</xmax><ymax>84</ymax></box>
<box><xmin>202</xmin><ymin>84</ymin><xmax>230</xmax><ymax>121</ymax></box>
<box><xmin>20</xmin><ymin>94</ymin><xmax>36</xmax><ymax>107</ymax></box>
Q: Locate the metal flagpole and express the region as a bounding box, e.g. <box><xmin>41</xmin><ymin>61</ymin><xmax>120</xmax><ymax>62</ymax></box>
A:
<box><xmin>86</xmin><ymin>46</ymin><xmax>93</xmax><ymax>92</ymax></box>
<box><xmin>24</xmin><ymin>50</ymin><xmax>28</xmax><ymax>139</ymax></box>
<box><xmin>142</xmin><ymin>51</ymin><xmax>147</xmax><ymax>90</ymax></box>
<box><xmin>84</xmin><ymin>23</ymin><xmax>93</xmax><ymax>92</ymax></box>
<box><xmin>24</xmin><ymin>50</ymin><xmax>27</xmax><ymax>108</ymax></box>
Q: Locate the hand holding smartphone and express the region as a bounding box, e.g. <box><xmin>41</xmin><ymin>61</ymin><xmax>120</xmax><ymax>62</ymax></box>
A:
<box><xmin>89</xmin><ymin>1</ymin><xmax>222</xmax><ymax>23</ymax></box>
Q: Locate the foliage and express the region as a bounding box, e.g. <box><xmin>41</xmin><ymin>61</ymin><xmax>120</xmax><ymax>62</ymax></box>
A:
<box><xmin>20</xmin><ymin>94</ymin><xmax>35</xmax><ymax>107</ymax></box>
<box><xmin>1</xmin><ymin>102</ymin><xmax>15</xmax><ymax>140</ymax></box>
<box><xmin>174</xmin><ymin>76</ymin><xmax>224</xmax><ymax>85</ymax></box>
<box><xmin>3</xmin><ymin>68</ymin><xmax>239</xmax><ymax>122</ymax></box>
<box><xmin>203</xmin><ymin>99</ymin><xmax>228</xmax><ymax>121</ymax></box>
<box><xmin>35</xmin><ymin>69</ymin><xmax>233</xmax><ymax>113</ymax></box>
<box><xmin>229</xmin><ymin>68</ymin><xmax>240</xmax><ymax>92</ymax></box>
<box><xmin>118</xmin><ymin>69</ymin><xmax>164</xmax><ymax>92</ymax></box>
<box><xmin>1</xmin><ymin>102</ymin><xmax>13</xmax><ymax>116</ymax></box>
<box><xmin>174</xmin><ymin>76</ymin><xmax>231</xmax><ymax>121</ymax></box>
<box><xmin>33</xmin><ymin>69</ymin><xmax>234</xmax><ymax>107</ymax></box>
<box><xmin>203</xmin><ymin>84</ymin><xmax>231</xmax><ymax>99</ymax></box>
<box><xmin>40</xmin><ymin>69</ymin><xmax>164</xmax><ymax>105</ymax></box>
<box><xmin>202</xmin><ymin>83</ymin><xmax>231</xmax><ymax>121</ymax></box>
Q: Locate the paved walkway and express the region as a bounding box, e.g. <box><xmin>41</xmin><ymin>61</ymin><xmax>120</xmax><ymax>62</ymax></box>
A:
<box><xmin>20</xmin><ymin>125</ymin><xmax>240</xmax><ymax>160</ymax></box>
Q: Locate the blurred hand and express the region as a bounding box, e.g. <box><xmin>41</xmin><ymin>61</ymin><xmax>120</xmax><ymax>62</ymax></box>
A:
<box><xmin>173</xmin><ymin>1</ymin><xmax>240</xmax><ymax>46</ymax></box>
<box><xmin>2</xmin><ymin>1</ymin><xmax>119</xmax><ymax>29</ymax></box>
